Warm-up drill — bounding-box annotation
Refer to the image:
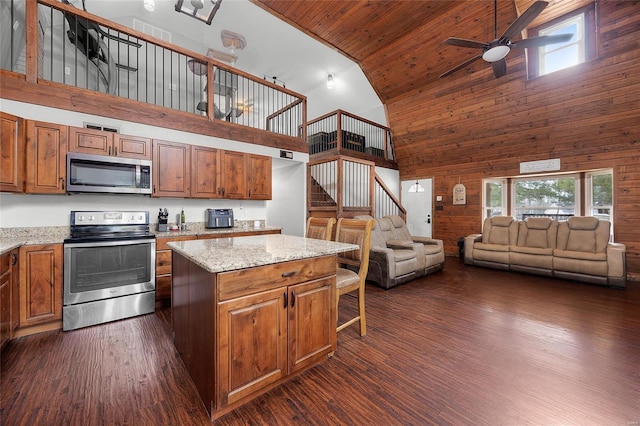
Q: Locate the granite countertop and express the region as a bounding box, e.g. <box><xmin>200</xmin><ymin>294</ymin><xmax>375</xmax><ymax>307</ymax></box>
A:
<box><xmin>0</xmin><ymin>222</ymin><xmax>281</xmax><ymax>255</ymax></box>
<box><xmin>168</xmin><ymin>234</ymin><xmax>359</xmax><ymax>273</ymax></box>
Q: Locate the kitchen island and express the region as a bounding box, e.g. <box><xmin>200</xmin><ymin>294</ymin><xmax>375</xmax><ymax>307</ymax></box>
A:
<box><xmin>168</xmin><ymin>234</ymin><xmax>358</xmax><ymax>420</ymax></box>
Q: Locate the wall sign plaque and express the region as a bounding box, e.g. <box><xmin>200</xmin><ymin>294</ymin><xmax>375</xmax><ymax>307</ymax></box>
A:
<box><xmin>453</xmin><ymin>182</ymin><xmax>466</xmax><ymax>205</ymax></box>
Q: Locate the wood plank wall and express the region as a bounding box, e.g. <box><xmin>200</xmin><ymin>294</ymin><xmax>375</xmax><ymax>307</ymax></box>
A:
<box><xmin>386</xmin><ymin>1</ymin><xmax>640</xmax><ymax>277</ymax></box>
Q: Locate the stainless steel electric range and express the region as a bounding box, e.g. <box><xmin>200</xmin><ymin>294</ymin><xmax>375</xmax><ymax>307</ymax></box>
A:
<box><xmin>63</xmin><ymin>211</ymin><xmax>156</xmax><ymax>331</ymax></box>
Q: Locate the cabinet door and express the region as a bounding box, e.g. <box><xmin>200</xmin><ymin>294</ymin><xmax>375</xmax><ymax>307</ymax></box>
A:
<box><xmin>248</xmin><ymin>154</ymin><xmax>272</xmax><ymax>200</ymax></box>
<box><xmin>288</xmin><ymin>276</ymin><xmax>336</xmax><ymax>374</ymax></box>
<box><xmin>69</xmin><ymin>126</ymin><xmax>113</xmax><ymax>156</ymax></box>
<box><xmin>25</xmin><ymin>121</ymin><xmax>68</xmax><ymax>194</ymax></box>
<box><xmin>0</xmin><ymin>112</ymin><xmax>24</xmax><ymax>192</ymax></box>
<box><xmin>19</xmin><ymin>244</ymin><xmax>63</xmax><ymax>327</ymax></box>
<box><xmin>191</xmin><ymin>145</ymin><xmax>220</xmax><ymax>198</ymax></box>
<box><xmin>0</xmin><ymin>273</ymin><xmax>10</xmax><ymax>351</ymax></box>
<box><xmin>220</xmin><ymin>150</ymin><xmax>247</xmax><ymax>199</ymax></box>
<box><xmin>218</xmin><ymin>287</ymin><xmax>287</xmax><ymax>407</ymax></box>
<box><xmin>0</xmin><ymin>252</ymin><xmax>11</xmax><ymax>350</ymax></box>
<box><xmin>10</xmin><ymin>249</ymin><xmax>19</xmax><ymax>333</ymax></box>
<box><xmin>152</xmin><ymin>140</ymin><xmax>190</xmax><ymax>197</ymax></box>
<box><xmin>115</xmin><ymin>134</ymin><xmax>151</xmax><ymax>160</ymax></box>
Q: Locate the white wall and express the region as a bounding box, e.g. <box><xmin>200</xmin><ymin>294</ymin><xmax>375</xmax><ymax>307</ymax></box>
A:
<box><xmin>375</xmin><ymin>166</ymin><xmax>400</xmax><ymax>198</ymax></box>
<box><xmin>268</xmin><ymin>159</ymin><xmax>306</xmax><ymax>236</ymax></box>
<box><xmin>0</xmin><ymin>100</ymin><xmax>308</xmax><ymax>230</ymax></box>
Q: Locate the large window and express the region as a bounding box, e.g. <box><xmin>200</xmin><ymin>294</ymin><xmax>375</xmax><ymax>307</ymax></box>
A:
<box><xmin>513</xmin><ymin>175</ymin><xmax>578</xmax><ymax>220</ymax></box>
<box><xmin>527</xmin><ymin>4</ymin><xmax>596</xmax><ymax>78</ymax></box>
<box><xmin>482</xmin><ymin>169</ymin><xmax>614</xmax><ymax>233</ymax></box>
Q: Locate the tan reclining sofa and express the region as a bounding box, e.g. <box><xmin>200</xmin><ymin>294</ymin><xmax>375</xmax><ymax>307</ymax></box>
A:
<box><xmin>355</xmin><ymin>215</ymin><xmax>445</xmax><ymax>289</ymax></box>
<box><xmin>464</xmin><ymin>216</ymin><xmax>626</xmax><ymax>288</ymax></box>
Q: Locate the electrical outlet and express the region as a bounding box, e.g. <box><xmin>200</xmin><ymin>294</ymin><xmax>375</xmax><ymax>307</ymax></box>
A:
<box><xmin>65</xmin><ymin>67</ymin><xmax>71</xmax><ymax>75</ymax></box>
<box><xmin>170</xmin><ymin>83</ymin><xmax>177</xmax><ymax>91</ymax></box>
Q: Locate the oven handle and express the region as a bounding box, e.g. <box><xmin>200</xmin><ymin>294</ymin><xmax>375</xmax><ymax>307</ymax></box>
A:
<box><xmin>64</xmin><ymin>238</ymin><xmax>156</xmax><ymax>249</ymax></box>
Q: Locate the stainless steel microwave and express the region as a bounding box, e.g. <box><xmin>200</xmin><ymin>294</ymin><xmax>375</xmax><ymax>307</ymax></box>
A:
<box><xmin>66</xmin><ymin>152</ymin><xmax>152</xmax><ymax>195</ymax></box>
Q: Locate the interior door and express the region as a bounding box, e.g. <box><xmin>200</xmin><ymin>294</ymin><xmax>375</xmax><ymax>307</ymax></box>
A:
<box><xmin>401</xmin><ymin>178</ymin><xmax>433</xmax><ymax>238</ymax></box>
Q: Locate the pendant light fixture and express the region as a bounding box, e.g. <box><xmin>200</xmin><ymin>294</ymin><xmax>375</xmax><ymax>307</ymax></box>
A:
<box><xmin>408</xmin><ymin>180</ymin><xmax>425</xmax><ymax>193</ymax></box>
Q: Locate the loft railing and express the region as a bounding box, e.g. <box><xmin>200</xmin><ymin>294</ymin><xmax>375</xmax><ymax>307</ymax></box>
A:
<box><xmin>307</xmin><ymin>110</ymin><xmax>395</xmax><ymax>161</ymax></box>
<box><xmin>308</xmin><ymin>156</ymin><xmax>405</xmax><ymax>220</ymax></box>
<box><xmin>1</xmin><ymin>0</ymin><xmax>305</xmax><ymax>138</ymax></box>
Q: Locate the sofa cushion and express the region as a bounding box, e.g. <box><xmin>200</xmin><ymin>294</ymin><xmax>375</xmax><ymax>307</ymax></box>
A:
<box><xmin>567</xmin><ymin>216</ymin><xmax>599</xmax><ymax>230</ymax></box>
<box><xmin>393</xmin><ymin>249</ymin><xmax>417</xmax><ymax>262</ymax></box>
<box><xmin>482</xmin><ymin>216</ymin><xmax>518</xmax><ymax>246</ymax></box>
<box><xmin>387</xmin><ymin>215</ymin><xmax>413</xmax><ymax>240</ymax></box>
<box><xmin>517</xmin><ymin>218</ymin><xmax>558</xmax><ymax>249</ymax></box>
<box><xmin>474</xmin><ymin>242</ymin><xmax>510</xmax><ymax>252</ymax></box>
<box><xmin>511</xmin><ymin>246</ymin><xmax>554</xmax><ymax>256</ymax></box>
<box><xmin>553</xmin><ymin>249</ymin><xmax>607</xmax><ymax>262</ymax></box>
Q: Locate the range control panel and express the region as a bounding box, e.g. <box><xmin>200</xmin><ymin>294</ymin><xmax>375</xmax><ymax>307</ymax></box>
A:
<box><xmin>71</xmin><ymin>211</ymin><xmax>149</xmax><ymax>226</ymax></box>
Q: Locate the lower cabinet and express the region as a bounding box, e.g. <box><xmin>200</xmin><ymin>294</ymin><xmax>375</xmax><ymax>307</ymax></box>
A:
<box><xmin>18</xmin><ymin>244</ymin><xmax>63</xmax><ymax>335</ymax></box>
<box><xmin>1</xmin><ymin>249</ymin><xmax>19</xmax><ymax>351</ymax></box>
<box><xmin>172</xmin><ymin>253</ymin><xmax>336</xmax><ymax>419</ymax></box>
<box><xmin>155</xmin><ymin>236</ymin><xmax>194</xmax><ymax>309</ymax></box>
<box><xmin>218</xmin><ymin>275</ymin><xmax>336</xmax><ymax>408</ymax></box>
<box><xmin>0</xmin><ymin>252</ymin><xmax>12</xmax><ymax>351</ymax></box>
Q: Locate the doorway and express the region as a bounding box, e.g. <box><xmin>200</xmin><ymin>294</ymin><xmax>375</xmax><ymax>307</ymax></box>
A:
<box><xmin>401</xmin><ymin>178</ymin><xmax>433</xmax><ymax>238</ymax></box>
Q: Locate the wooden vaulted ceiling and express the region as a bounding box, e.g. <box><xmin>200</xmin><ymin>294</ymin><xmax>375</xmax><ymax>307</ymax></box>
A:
<box><xmin>251</xmin><ymin>0</ymin><xmax>593</xmax><ymax>104</ymax></box>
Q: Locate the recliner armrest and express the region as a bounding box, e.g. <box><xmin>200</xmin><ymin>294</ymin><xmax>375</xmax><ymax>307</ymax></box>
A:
<box><xmin>369</xmin><ymin>247</ymin><xmax>397</xmax><ymax>279</ymax></box>
<box><xmin>464</xmin><ymin>234</ymin><xmax>482</xmax><ymax>264</ymax></box>
<box><xmin>411</xmin><ymin>236</ymin><xmax>444</xmax><ymax>249</ymax></box>
<box><xmin>607</xmin><ymin>242</ymin><xmax>626</xmax><ymax>279</ymax></box>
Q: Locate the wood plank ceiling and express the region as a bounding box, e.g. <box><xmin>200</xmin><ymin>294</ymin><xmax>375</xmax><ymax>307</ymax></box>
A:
<box><xmin>251</xmin><ymin>0</ymin><xmax>593</xmax><ymax>104</ymax></box>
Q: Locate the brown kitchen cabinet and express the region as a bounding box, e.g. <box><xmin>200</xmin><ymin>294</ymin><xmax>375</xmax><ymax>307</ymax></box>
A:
<box><xmin>155</xmin><ymin>235</ymin><xmax>195</xmax><ymax>308</ymax></box>
<box><xmin>248</xmin><ymin>154</ymin><xmax>272</xmax><ymax>200</ymax></box>
<box><xmin>219</xmin><ymin>150</ymin><xmax>247</xmax><ymax>199</ymax></box>
<box><xmin>191</xmin><ymin>145</ymin><xmax>220</xmax><ymax>199</ymax></box>
<box><xmin>172</xmin><ymin>251</ymin><xmax>336</xmax><ymax>420</ymax></box>
<box><xmin>0</xmin><ymin>250</ymin><xmax>14</xmax><ymax>351</ymax></box>
<box><xmin>0</xmin><ymin>111</ymin><xmax>25</xmax><ymax>192</ymax></box>
<box><xmin>18</xmin><ymin>244</ymin><xmax>63</xmax><ymax>335</ymax></box>
<box><xmin>152</xmin><ymin>140</ymin><xmax>191</xmax><ymax>197</ymax></box>
<box><xmin>25</xmin><ymin>121</ymin><xmax>68</xmax><ymax>194</ymax></box>
<box><xmin>69</xmin><ymin>127</ymin><xmax>151</xmax><ymax>160</ymax></box>
<box><xmin>219</xmin><ymin>151</ymin><xmax>272</xmax><ymax>200</ymax></box>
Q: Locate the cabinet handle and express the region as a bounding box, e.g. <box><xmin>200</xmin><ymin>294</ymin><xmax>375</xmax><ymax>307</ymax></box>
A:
<box><xmin>283</xmin><ymin>292</ymin><xmax>288</xmax><ymax>308</ymax></box>
<box><xmin>114</xmin><ymin>147</ymin><xmax>118</xmax><ymax>156</ymax></box>
<box><xmin>108</xmin><ymin>146</ymin><xmax>112</xmax><ymax>155</ymax></box>
<box><xmin>291</xmin><ymin>291</ymin><xmax>296</xmax><ymax>308</ymax></box>
<box><xmin>281</xmin><ymin>271</ymin><xmax>296</xmax><ymax>278</ymax></box>
<box><xmin>10</xmin><ymin>252</ymin><xmax>17</xmax><ymax>266</ymax></box>
<box><xmin>60</xmin><ymin>177</ymin><xmax>65</xmax><ymax>190</ymax></box>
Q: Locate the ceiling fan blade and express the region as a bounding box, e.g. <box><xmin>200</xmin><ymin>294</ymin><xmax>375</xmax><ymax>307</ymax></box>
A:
<box><xmin>440</xmin><ymin>54</ymin><xmax>483</xmax><ymax>78</ymax></box>
<box><xmin>511</xmin><ymin>33</ymin><xmax>573</xmax><ymax>49</ymax></box>
<box><xmin>500</xmin><ymin>0</ymin><xmax>549</xmax><ymax>41</ymax></box>
<box><xmin>492</xmin><ymin>58</ymin><xmax>507</xmax><ymax>78</ymax></box>
<box><xmin>443</xmin><ymin>37</ymin><xmax>488</xmax><ymax>50</ymax></box>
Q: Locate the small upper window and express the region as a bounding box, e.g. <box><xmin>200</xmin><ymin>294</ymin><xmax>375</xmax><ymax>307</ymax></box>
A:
<box><xmin>527</xmin><ymin>4</ymin><xmax>596</xmax><ymax>78</ymax></box>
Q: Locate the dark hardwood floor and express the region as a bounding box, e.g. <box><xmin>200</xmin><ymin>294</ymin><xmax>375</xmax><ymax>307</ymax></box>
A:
<box><xmin>2</xmin><ymin>258</ymin><xmax>639</xmax><ymax>425</ymax></box>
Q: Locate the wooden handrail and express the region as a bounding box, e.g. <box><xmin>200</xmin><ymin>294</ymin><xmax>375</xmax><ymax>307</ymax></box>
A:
<box><xmin>374</xmin><ymin>174</ymin><xmax>406</xmax><ymax>220</ymax></box>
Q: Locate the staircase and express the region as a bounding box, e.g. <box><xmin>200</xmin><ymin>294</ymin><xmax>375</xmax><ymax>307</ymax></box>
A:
<box><xmin>307</xmin><ymin>156</ymin><xmax>405</xmax><ymax>221</ymax></box>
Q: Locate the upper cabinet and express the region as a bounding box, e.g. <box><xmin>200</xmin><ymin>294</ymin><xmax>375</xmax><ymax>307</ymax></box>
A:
<box><xmin>219</xmin><ymin>151</ymin><xmax>272</xmax><ymax>200</ymax></box>
<box><xmin>69</xmin><ymin>127</ymin><xmax>151</xmax><ymax>160</ymax></box>
<box><xmin>0</xmin><ymin>112</ymin><xmax>24</xmax><ymax>193</ymax></box>
<box><xmin>248</xmin><ymin>154</ymin><xmax>272</xmax><ymax>200</ymax></box>
<box><xmin>219</xmin><ymin>150</ymin><xmax>247</xmax><ymax>199</ymax></box>
<box><xmin>153</xmin><ymin>140</ymin><xmax>190</xmax><ymax>198</ymax></box>
<box><xmin>191</xmin><ymin>145</ymin><xmax>220</xmax><ymax>199</ymax></box>
<box><xmin>25</xmin><ymin>120</ymin><xmax>68</xmax><ymax>194</ymax></box>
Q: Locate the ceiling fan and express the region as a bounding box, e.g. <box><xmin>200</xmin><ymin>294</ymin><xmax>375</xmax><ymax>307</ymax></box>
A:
<box><xmin>440</xmin><ymin>0</ymin><xmax>573</xmax><ymax>78</ymax></box>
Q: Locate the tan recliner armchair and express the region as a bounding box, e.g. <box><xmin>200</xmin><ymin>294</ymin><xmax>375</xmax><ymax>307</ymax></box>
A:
<box><xmin>384</xmin><ymin>215</ymin><xmax>445</xmax><ymax>276</ymax></box>
<box><xmin>464</xmin><ymin>216</ymin><xmax>518</xmax><ymax>270</ymax></box>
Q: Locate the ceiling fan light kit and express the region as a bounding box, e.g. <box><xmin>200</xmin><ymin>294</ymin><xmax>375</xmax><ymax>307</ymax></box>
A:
<box><xmin>482</xmin><ymin>44</ymin><xmax>510</xmax><ymax>62</ymax></box>
<box><xmin>441</xmin><ymin>0</ymin><xmax>572</xmax><ymax>78</ymax></box>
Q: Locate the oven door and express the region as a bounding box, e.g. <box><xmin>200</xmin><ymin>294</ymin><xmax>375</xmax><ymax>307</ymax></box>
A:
<box><xmin>64</xmin><ymin>238</ymin><xmax>156</xmax><ymax>305</ymax></box>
